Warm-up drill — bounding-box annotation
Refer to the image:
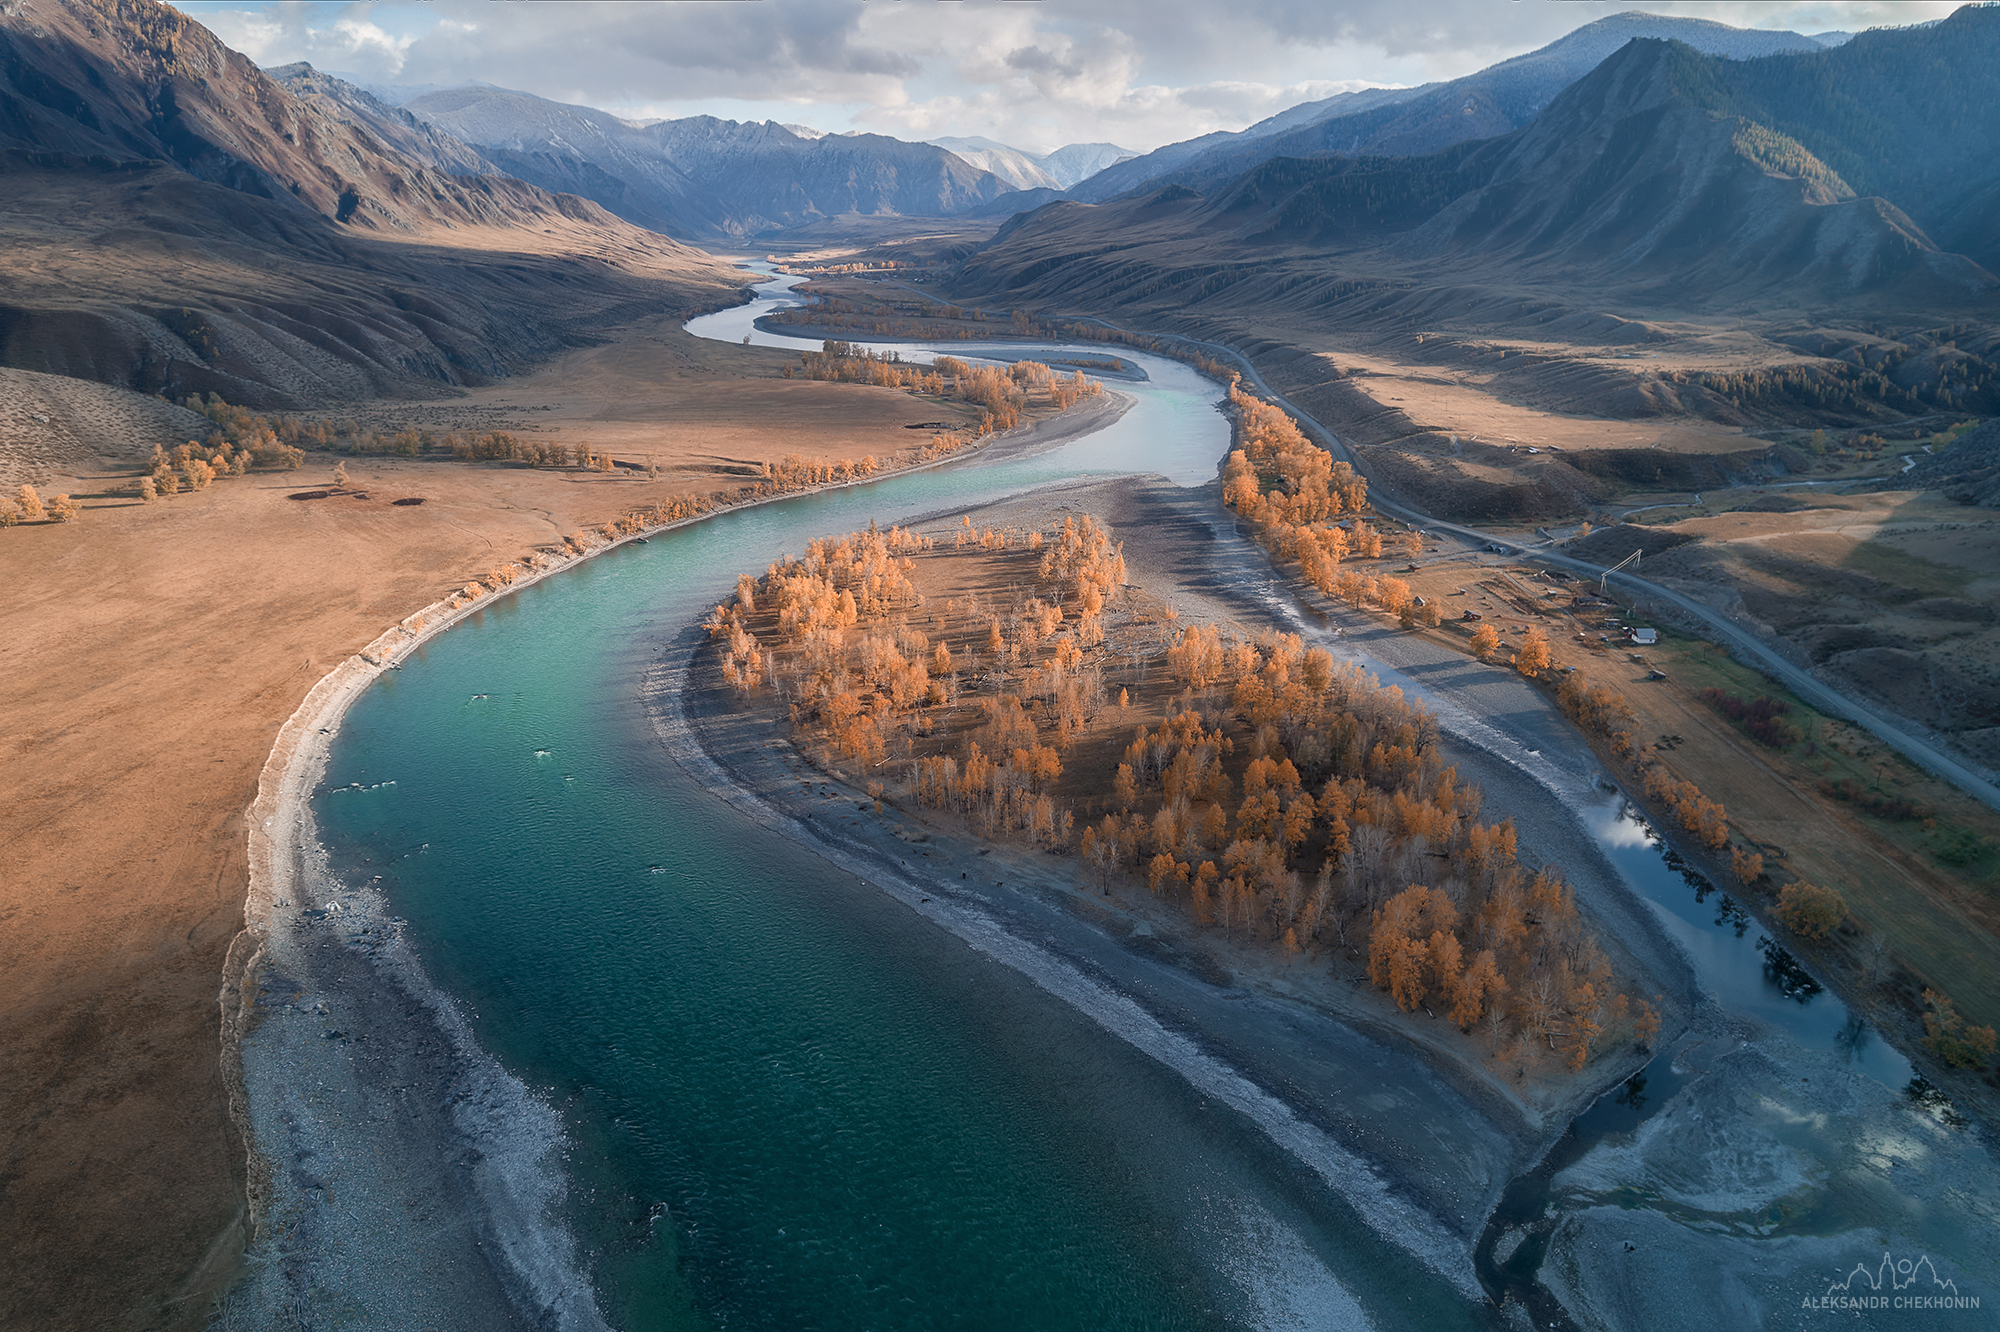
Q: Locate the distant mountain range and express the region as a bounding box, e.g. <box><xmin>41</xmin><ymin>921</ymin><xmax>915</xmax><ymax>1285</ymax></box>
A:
<box><xmin>962</xmin><ymin>10</ymin><xmax>2000</xmax><ymax>317</ymax></box>
<box><xmin>266</xmin><ymin>12</ymin><xmax>1903</xmax><ymax>249</ymax></box>
<box><xmin>393</xmin><ymin>87</ymin><xmax>1012</xmax><ymax>240</ymax></box>
<box><xmin>1059</xmin><ymin>13</ymin><xmax>1832</xmax><ymax>206</ymax></box>
<box><xmin>5</xmin><ymin>0</ymin><xmax>1992</xmax><ymax>412</ymax></box>
<box><xmin>283</xmin><ymin>67</ymin><xmax>1133</xmax><ymax>241</ymax></box>
<box><xmin>928</xmin><ymin>137</ymin><xmax>1135</xmax><ymax>192</ymax></box>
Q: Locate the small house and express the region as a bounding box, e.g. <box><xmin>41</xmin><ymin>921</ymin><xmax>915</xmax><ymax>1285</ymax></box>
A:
<box><xmin>1626</xmin><ymin>627</ymin><xmax>1659</xmax><ymax>646</ymax></box>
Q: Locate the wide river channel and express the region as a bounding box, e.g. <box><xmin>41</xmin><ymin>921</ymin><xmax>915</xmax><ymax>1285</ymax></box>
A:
<box><xmin>305</xmin><ymin>267</ymin><xmax>1927</xmax><ymax>1330</ymax></box>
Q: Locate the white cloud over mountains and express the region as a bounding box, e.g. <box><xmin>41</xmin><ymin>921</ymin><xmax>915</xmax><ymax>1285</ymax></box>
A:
<box><xmin>179</xmin><ymin>0</ymin><xmax>1972</xmax><ymax>153</ymax></box>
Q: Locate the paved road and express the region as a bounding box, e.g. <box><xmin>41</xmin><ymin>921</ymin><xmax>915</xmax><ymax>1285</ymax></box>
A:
<box><xmin>1130</xmin><ymin>324</ymin><xmax>2000</xmax><ymax>815</ymax></box>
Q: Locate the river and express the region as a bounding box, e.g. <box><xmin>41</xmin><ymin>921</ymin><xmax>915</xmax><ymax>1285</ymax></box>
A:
<box><xmin>240</xmin><ymin>267</ymin><xmax>1993</xmax><ymax>1332</ymax></box>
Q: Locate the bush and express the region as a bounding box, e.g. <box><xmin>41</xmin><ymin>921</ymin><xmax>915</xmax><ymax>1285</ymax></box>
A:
<box><xmin>1816</xmin><ymin>776</ymin><xmax>1933</xmax><ymax>822</ymax></box>
<box><xmin>1701</xmin><ymin>688</ymin><xmax>1802</xmax><ymax>747</ymax></box>
<box><xmin>1922</xmin><ymin>990</ymin><xmax>1997</xmax><ymax>1071</ymax></box>
<box><xmin>1931</xmin><ymin>828</ymin><xmax>1991</xmax><ymax>868</ymax></box>
<box><xmin>1776</xmin><ymin>880</ymin><xmax>1845</xmax><ymax>940</ymax></box>
<box><xmin>1731</xmin><ymin>846</ymin><xmax>1764</xmax><ymax>886</ymax></box>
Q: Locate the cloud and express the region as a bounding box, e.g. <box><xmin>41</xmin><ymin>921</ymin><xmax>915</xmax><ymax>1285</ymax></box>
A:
<box><xmin>176</xmin><ymin>0</ymin><xmax>1975</xmax><ymax>152</ymax></box>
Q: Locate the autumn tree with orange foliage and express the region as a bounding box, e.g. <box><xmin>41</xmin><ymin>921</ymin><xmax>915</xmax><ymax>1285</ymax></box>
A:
<box><xmin>1643</xmin><ymin>766</ymin><xmax>1729</xmax><ymax>851</ymax></box>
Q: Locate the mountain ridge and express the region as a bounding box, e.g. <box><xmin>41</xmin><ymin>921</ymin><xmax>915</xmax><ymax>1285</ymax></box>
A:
<box><xmin>1063</xmin><ymin>12</ymin><xmax>1829</xmax><ymax>205</ymax></box>
<box><xmin>958</xmin><ymin>28</ymin><xmax>1997</xmax><ymax>325</ymax></box>
<box><xmin>0</xmin><ymin>0</ymin><xmax>737</xmax><ymax>406</ymax></box>
<box><xmin>406</xmin><ymin>87</ymin><xmax>1015</xmax><ymax>238</ymax></box>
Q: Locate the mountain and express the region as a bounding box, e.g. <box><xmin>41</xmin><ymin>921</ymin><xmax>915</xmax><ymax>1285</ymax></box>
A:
<box><xmin>405</xmin><ymin>88</ymin><xmax>1014</xmax><ymax>239</ymax></box>
<box><xmin>401</xmin><ymin>86</ymin><xmax>722</xmax><ymax>236</ymax></box>
<box><xmin>648</xmin><ymin>114</ymin><xmax>1011</xmax><ymax>232</ymax></box>
<box><xmin>931</xmin><ymin>136</ymin><xmax>1060</xmax><ymax>192</ymax></box>
<box><xmin>1386</xmin><ymin>36</ymin><xmax>1987</xmax><ymax>299</ymax></box>
<box><xmin>929</xmin><ymin>137</ymin><xmax>1137</xmax><ymax>192</ymax></box>
<box><xmin>0</xmin><ymin>0</ymin><xmax>733</xmax><ymax>406</ymax></box>
<box><xmin>960</xmin><ymin>26</ymin><xmax>1998</xmax><ymax>318</ymax></box>
<box><xmin>0</xmin><ymin>0</ymin><xmax>615</xmax><ymax>234</ymax></box>
<box><xmin>928</xmin><ymin>136</ymin><xmax>1136</xmax><ymax>196</ymax></box>
<box><xmin>1038</xmin><ymin>142</ymin><xmax>1137</xmax><ymax>188</ymax></box>
<box><xmin>328</xmin><ymin>73</ymin><xmax>461</xmax><ymax>106</ymax></box>
<box><xmin>1067</xmin><ymin>13</ymin><xmax>1825</xmax><ymax>203</ymax></box>
<box><xmin>1623</xmin><ymin>12</ymin><xmax>2000</xmax><ymax>271</ymax></box>
<box><xmin>267</xmin><ymin>63</ymin><xmax>501</xmax><ymax>179</ymax></box>
<box><xmin>1064</xmin><ymin>86</ymin><xmax>1421</xmax><ymax>202</ymax></box>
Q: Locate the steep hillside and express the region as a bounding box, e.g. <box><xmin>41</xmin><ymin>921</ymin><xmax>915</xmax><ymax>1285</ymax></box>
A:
<box><xmin>408</xmin><ymin>88</ymin><xmax>1013</xmax><ymax>238</ymax></box>
<box><xmin>931</xmin><ymin>136</ymin><xmax>1060</xmax><ymax>192</ymax></box>
<box><xmin>0</xmin><ymin>0</ymin><xmax>610</xmax><ymax>233</ymax></box>
<box><xmin>1040</xmin><ymin>142</ymin><xmax>1136</xmax><ymax>188</ymax></box>
<box><xmin>1641</xmin><ymin>6</ymin><xmax>2000</xmax><ymax>271</ymax></box>
<box><xmin>0</xmin><ymin>0</ymin><xmax>738</xmax><ymax>405</ymax></box>
<box><xmin>265</xmin><ymin>62</ymin><xmax>502</xmax><ymax>179</ymax></box>
<box><xmin>1391</xmin><ymin>39</ymin><xmax>1986</xmax><ymax>303</ymax></box>
<box><xmin>1069</xmin><ymin>13</ymin><xmax>1822</xmax><ymax>203</ymax></box>
<box><xmin>403</xmin><ymin>85</ymin><xmax>723</xmax><ymax>236</ymax></box>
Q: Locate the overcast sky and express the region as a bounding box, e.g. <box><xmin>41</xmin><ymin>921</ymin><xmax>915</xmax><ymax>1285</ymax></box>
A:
<box><xmin>176</xmin><ymin>0</ymin><xmax>1970</xmax><ymax>155</ymax></box>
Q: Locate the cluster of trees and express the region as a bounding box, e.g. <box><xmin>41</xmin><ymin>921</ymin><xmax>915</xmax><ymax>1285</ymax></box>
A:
<box><xmin>716</xmin><ymin>516</ymin><xmax>1122</xmax><ymax>841</ymax></box>
<box><xmin>1</xmin><ymin>484</ymin><xmax>79</xmax><ymax>526</ymax></box>
<box><xmin>768</xmin><ymin>297</ymin><xmax>993</xmax><ymax>342</ymax></box>
<box><xmin>1468</xmin><ymin>621</ymin><xmax>1555</xmax><ymax>677</ymax></box>
<box><xmin>1556</xmin><ymin>671</ymin><xmax>1640</xmax><ymax>758</ymax></box>
<box><xmin>1640</xmin><ymin>766</ymin><xmax>1730</xmax><ymax>851</ymax></box>
<box><xmin>757</xmin><ymin>453</ymin><xmax>882</xmax><ymax>494</ymax></box>
<box><xmin>1701</xmin><ymin>688</ymin><xmax>1803</xmax><ymax>748</ymax></box>
<box><xmin>713</xmin><ymin>518</ymin><xmax>1655</xmax><ymax>1077</ymax></box>
<box><xmin>790</xmin><ymin>344</ymin><xmax>1100</xmax><ymax>436</ymax></box>
<box><xmin>438</xmin><ymin>433</ymin><xmax>621</xmax><ymax>469</ymax></box>
<box><xmin>1046</xmin><ymin>356</ymin><xmax>1124</xmax><ymax>375</ymax></box>
<box><xmin>137</xmin><ymin>436</ymin><xmax>295</xmax><ymax>502</ymax></box>
<box><xmin>1218</xmin><ymin>384</ymin><xmax>1444</xmax><ymax>619</ymax></box>
<box><xmin>1922</xmin><ymin>990</ymin><xmax>1998</xmax><ymax>1070</ymax></box>
<box><xmin>1671</xmin><ymin>352</ymin><xmax>1999</xmax><ymax>419</ymax></box>
<box><xmin>1114</xmin><ymin>628</ymin><xmax>1654</xmax><ymax>1070</ymax></box>
<box><xmin>183</xmin><ymin>392</ymin><xmax>642</xmax><ymax>469</ymax></box>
